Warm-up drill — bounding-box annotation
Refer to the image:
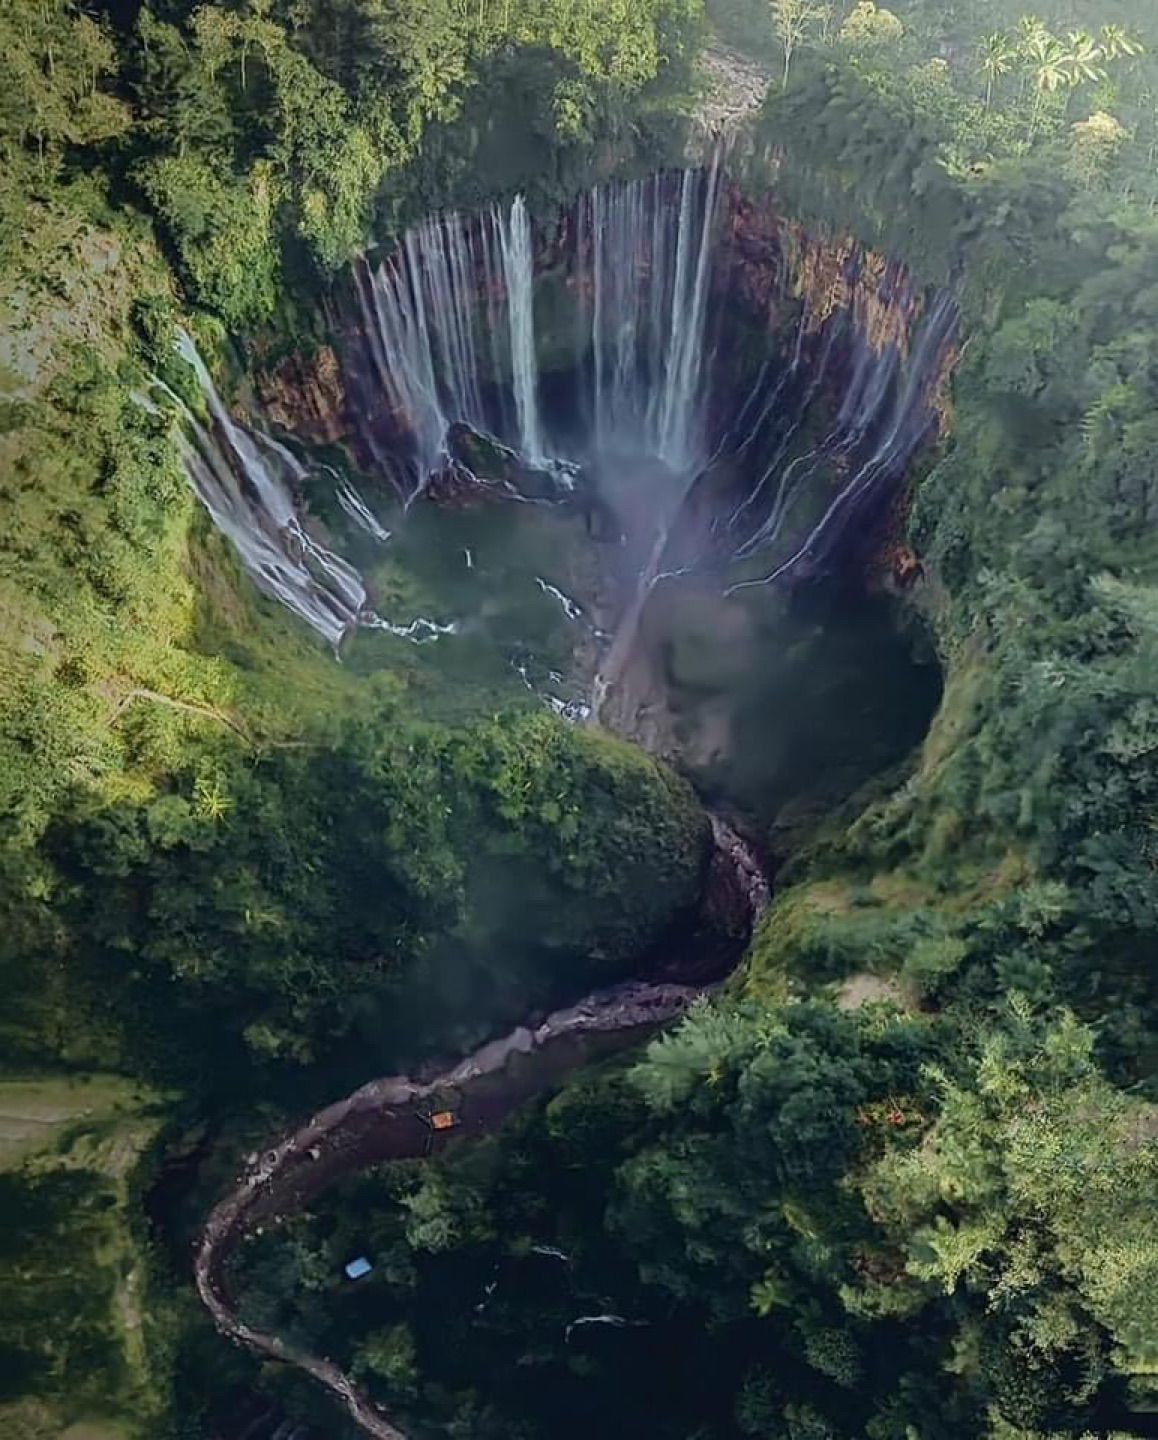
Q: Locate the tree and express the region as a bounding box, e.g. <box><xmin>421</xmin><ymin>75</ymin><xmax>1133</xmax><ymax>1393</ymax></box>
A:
<box><xmin>1099</xmin><ymin>25</ymin><xmax>1144</xmax><ymax>63</ymax></box>
<box><xmin>1023</xmin><ymin>30</ymin><xmax>1070</xmax><ymax>95</ymax></box>
<box><xmin>860</xmin><ymin>1008</ymin><xmax>1158</xmax><ymax>1401</ymax></box>
<box><xmin>1016</xmin><ymin>14</ymin><xmax>1050</xmax><ymax>52</ymax></box>
<box><xmin>1063</xmin><ymin>31</ymin><xmax>1108</xmax><ymax>87</ymax></box>
<box><xmin>771</xmin><ymin>0</ymin><xmax>830</xmax><ymax>89</ymax></box>
<box><xmin>1019</xmin><ymin>26</ymin><xmax>1074</xmax><ymax>139</ymax></box>
<box><xmin>354</xmin><ymin>1324</ymin><xmax>419</xmax><ymax>1397</ymax></box>
<box><xmin>979</xmin><ymin>32</ymin><xmax>1016</xmax><ymax>112</ymax></box>
<box><xmin>839</xmin><ymin>1</ymin><xmax>903</xmax><ymax>51</ymax></box>
<box><xmin>0</xmin><ymin>0</ymin><xmax>128</xmax><ymax>191</ymax></box>
<box><xmin>1070</xmin><ymin>111</ymin><xmax>1129</xmax><ymax>188</ymax></box>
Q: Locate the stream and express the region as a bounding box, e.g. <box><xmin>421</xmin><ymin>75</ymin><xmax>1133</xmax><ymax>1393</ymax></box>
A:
<box><xmin>194</xmin><ymin>818</ymin><xmax>769</xmax><ymax>1439</ymax></box>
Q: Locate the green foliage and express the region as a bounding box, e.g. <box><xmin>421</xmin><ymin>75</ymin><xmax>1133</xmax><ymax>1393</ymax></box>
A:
<box><xmin>353</xmin><ymin>1323</ymin><xmax>419</xmax><ymax>1395</ymax></box>
<box><xmin>137</xmin><ymin>157</ymin><xmax>282</xmax><ymax>328</ymax></box>
<box><xmin>122</xmin><ymin>0</ymin><xmax>702</xmax><ymax>316</ymax></box>
<box><xmin>251</xmin><ymin>12</ymin><xmax>1158</xmax><ymax>1436</ymax></box>
<box><xmin>0</xmin><ymin>1170</ymin><xmax>129</xmax><ymax>1404</ymax></box>
<box><xmin>0</xmin><ymin>6</ymin><xmax>708</xmax><ymax>1430</ymax></box>
<box><xmin>840</xmin><ymin>2</ymin><xmax>905</xmax><ymax>50</ymax></box>
<box><xmin>0</xmin><ymin>1075</ymin><xmax>166</xmax><ymax>1437</ymax></box>
<box><xmin>863</xmin><ymin>1006</ymin><xmax>1158</xmax><ymax>1412</ymax></box>
<box><xmin>0</xmin><ymin>0</ymin><xmax>129</xmax><ymax>260</ymax></box>
<box><xmin>44</xmin><ymin>710</ymin><xmax>707</xmax><ymax>1082</ymax></box>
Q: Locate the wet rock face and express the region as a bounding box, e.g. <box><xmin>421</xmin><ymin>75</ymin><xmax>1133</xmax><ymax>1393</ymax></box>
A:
<box><xmin>444</xmin><ymin>423</ymin><xmax>583</xmax><ymax>502</ymax></box>
<box><xmin>259</xmin><ymin>345</ymin><xmax>349</xmax><ymax>446</ymax></box>
<box><xmin>716</xmin><ymin>182</ymin><xmax>787</xmax><ymax>328</ymax></box>
<box><xmin>322</xmin><ymin>314</ymin><xmax>421</xmax><ymax>485</ymax></box>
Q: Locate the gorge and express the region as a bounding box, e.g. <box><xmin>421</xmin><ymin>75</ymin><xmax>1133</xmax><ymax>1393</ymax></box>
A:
<box><xmin>2</xmin><ymin>4</ymin><xmax>1156</xmax><ymax>1440</ymax></box>
<box><xmin>170</xmin><ymin>161</ymin><xmax>958</xmax><ymax>1435</ymax></box>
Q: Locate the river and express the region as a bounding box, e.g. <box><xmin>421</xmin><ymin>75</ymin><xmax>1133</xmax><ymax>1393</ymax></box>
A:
<box><xmin>194</xmin><ymin>818</ymin><xmax>768</xmax><ymax>1439</ymax></box>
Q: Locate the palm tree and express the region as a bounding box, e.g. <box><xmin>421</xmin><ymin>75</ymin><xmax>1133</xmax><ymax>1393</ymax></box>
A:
<box><xmin>1017</xmin><ymin>14</ymin><xmax>1050</xmax><ymax>51</ymax></box>
<box><xmin>1064</xmin><ymin>31</ymin><xmax>1108</xmax><ymax>87</ymax></box>
<box><xmin>979</xmin><ymin>31</ymin><xmax>1015</xmax><ymax>111</ymax></box>
<box><xmin>1025</xmin><ymin>31</ymin><xmax>1069</xmax><ymax>94</ymax></box>
<box><xmin>1100</xmin><ymin>24</ymin><xmax>1144</xmax><ymax>62</ymax></box>
<box><xmin>1022</xmin><ymin>29</ymin><xmax>1070</xmax><ymax>139</ymax></box>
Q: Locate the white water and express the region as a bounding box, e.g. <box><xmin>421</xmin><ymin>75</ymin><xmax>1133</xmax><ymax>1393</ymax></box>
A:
<box><xmin>726</xmin><ymin>289</ymin><xmax>959</xmax><ymax>591</ymax></box>
<box><xmin>535</xmin><ymin>576</ymin><xmax>583</xmax><ymax>622</ymax></box>
<box><xmin>356</xmin><ymin>198</ymin><xmax>547</xmax><ymax>499</ymax></box>
<box><xmin>585</xmin><ymin>164</ymin><xmax>723</xmax><ymax>479</ymax></box>
<box><xmin>356</xmin><ymin>166</ymin><xmax>724</xmax><ymax>493</ymax></box>
<box><xmin>172</xmin><ymin>332</ymin><xmax>450</xmax><ymax>648</ymax></box>
<box><xmin>334</xmin><ymin>474</ymin><xmax>391</xmax><ymax>543</ymax></box>
<box><xmin>500</xmin><ymin>196</ymin><xmax>545</xmax><ymax>462</ymax></box>
<box><xmin>582</xmin><ymin>160</ymin><xmax>723</xmax><ymax>470</ymax></box>
<box><xmin>172</xmin><ymin>332</ymin><xmax>365</xmax><ymax>648</ymax></box>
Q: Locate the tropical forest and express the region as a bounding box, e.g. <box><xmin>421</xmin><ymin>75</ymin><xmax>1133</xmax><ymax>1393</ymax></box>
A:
<box><xmin>0</xmin><ymin>0</ymin><xmax>1155</xmax><ymax>1436</ymax></box>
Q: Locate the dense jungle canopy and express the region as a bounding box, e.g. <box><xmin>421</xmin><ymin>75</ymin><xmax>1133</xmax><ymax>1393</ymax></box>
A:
<box><xmin>0</xmin><ymin>1</ymin><xmax>1155</xmax><ymax>1439</ymax></box>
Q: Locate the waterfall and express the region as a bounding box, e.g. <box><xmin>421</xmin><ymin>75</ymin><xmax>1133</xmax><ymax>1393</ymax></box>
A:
<box><xmin>582</xmin><ymin>161</ymin><xmax>723</xmax><ymax>471</ymax></box>
<box><xmin>171</xmin><ymin>333</ymin><xmax>455</xmax><ymax>648</ymax></box>
<box><xmin>356</xmin><ymin>198</ymin><xmax>545</xmax><ymax>497</ymax></box>
<box><xmin>171</xmin><ymin>332</ymin><xmax>365</xmax><ymax>648</ymax></box>
<box><xmin>356</xmin><ymin>218</ymin><xmax>479</xmax><ymax>498</ymax></box>
<box><xmin>499</xmin><ymin>196</ymin><xmax>544</xmax><ymax>462</ymax></box>
<box><xmin>725</xmin><ymin>289</ymin><xmax>959</xmax><ymax>592</ymax></box>
<box><xmin>356</xmin><ymin>166</ymin><xmax>723</xmax><ymax>491</ymax></box>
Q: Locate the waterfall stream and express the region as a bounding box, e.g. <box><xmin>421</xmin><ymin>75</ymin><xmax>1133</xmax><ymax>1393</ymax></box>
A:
<box><xmin>500</xmin><ymin>195</ymin><xmax>545</xmax><ymax>463</ymax></box>
<box><xmin>583</xmin><ymin>160</ymin><xmax>723</xmax><ymax>469</ymax></box>
<box><xmin>171</xmin><ymin>333</ymin><xmax>452</xmax><ymax>648</ymax></box>
<box><xmin>171</xmin><ymin>333</ymin><xmax>366</xmax><ymax>648</ymax></box>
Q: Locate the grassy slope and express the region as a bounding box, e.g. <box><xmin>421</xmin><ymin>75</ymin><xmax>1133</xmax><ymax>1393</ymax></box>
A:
<box><xmin>0</xmin><ymin>1073</ymin><xmax>165</xmax><ymax>1439</ymax></box>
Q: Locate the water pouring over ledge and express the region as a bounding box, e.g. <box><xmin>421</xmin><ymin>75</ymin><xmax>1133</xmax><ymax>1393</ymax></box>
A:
<box><xmin>350</xmin><ymin>159</ymin><xmax>724</xmax><ymax>504</ymax></box>
<box><xmin>172</xmin><ymin>332</ymin><xmax>452</xmax><ymax>649</ymax></box>
<box><xmin>172</xmin><ymin>165</ymin><xmax>958</xmax><ymax>660</ymax></box>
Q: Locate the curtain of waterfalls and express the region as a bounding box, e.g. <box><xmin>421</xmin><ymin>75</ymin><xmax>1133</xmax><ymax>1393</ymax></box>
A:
<box><xmin>355</xmin><ymin>197</ymin><xmax>550</xmax><ymax>498</ymax></box>
<box><xmin>722</xmin><ymin>289</ymin><xmax>959</xmax><ymax>589</ymax></box>
<box><xmin>172</xmin><ymin>168</ymin><xmax>958</xmax><ymax>648</ymax></box>
<box><xmin>354</xmin><ymin>167</ymin><xmax>724</xmax><ymax>497</ymax></box>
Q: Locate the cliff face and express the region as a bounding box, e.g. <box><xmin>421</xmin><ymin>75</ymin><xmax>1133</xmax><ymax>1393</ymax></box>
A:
<box><xmin>259</xmin><ymin>346</ymin><xmax>349</xmax><ymax>446</ymax></box>
<box><xmin>711</xmin><ymin>178</ymin><xmax>954</xmax><ymax>420</ymax></box>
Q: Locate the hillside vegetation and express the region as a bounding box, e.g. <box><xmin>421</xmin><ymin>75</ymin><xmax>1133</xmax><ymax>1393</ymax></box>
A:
<box><xmin>0</xmin><ymin>0</ymin><xmax>1155</xmax><ymax>1436</ymax></box>
<box><xmin>0</xmin><ymin>3</ymin><xmax>707</xmax><ymax>1432</ymax></box>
